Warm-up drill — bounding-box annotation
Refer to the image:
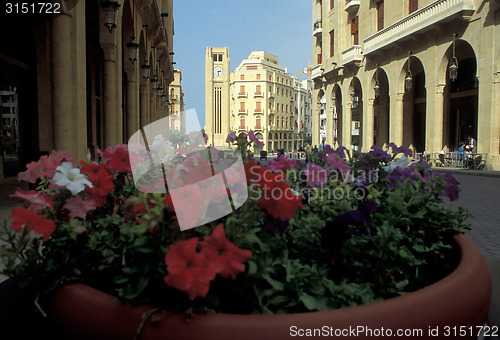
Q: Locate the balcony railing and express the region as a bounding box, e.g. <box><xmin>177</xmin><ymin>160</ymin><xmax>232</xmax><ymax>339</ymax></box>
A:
<box><xmin>254</xmin><ymin>109</ymin><xmax>263</xmax><ymax>114</ymax></box>
<box><xmin>344</xmin><ymin>0</ymin><xmax>360</xmax><ymax>13</ymax></box>
<box><xmin>238</xmin><ymin>92</ymin><xmax>247</xmax><ymax>98</ymax></box>
<box><xmin>313</xmin><ymin>19</ymin><xmax>322</xmax><ymax>37</ymax></box>
<box><xmin>169</xmin><ymin>94</ymin><xmax>178</xmax><ymax>101</ymax></box>
<box><xmin>254</xmin><ymin>91</ymin><xmax>263</xmax><ymax>97</ymax></box>
<box><xmin>238</xmin><ymin>109</ymin><xmax>248</xmax><ymax>115</ymax></box>
<box><xmin>341</xmin><ymin>45</ymin><xmax>363</xmax><ymax>66</ymax></box>
<box><xmin>363</xmin><ymin>0</ymin><xmax>475</xmax><ymax>55</ymax></box>
<box><xmin>310</xmin><ymin>65</ymin><xmax>323</xmax><ymax>80</ymax></box>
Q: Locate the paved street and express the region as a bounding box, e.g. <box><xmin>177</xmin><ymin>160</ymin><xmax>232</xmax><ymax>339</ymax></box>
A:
<box><xmin>441</xmin><ymin>172</ymin><xmax>500</xmax><ymax>260</ymax></box>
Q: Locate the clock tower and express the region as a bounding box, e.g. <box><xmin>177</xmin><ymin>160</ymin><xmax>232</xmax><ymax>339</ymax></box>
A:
<box><xmin>205</xmin><ymin>47</ymin><xmax>230</xmax><ymax>146</ymax></box>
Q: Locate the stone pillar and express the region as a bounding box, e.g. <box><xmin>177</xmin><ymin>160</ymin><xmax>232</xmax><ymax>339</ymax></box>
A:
<box><xmin>342</xmin><ymin>102</ymin><xmax>352</xmax><ymax>149</ymax></box>
<box><xmin>139</xmin><ymin>84</ymin><xmax>149</xmax><ymax>129</ymax></box>
<box><xmin>149</xmin><ymin>88</ymin><xmax>156</xmax><ymax>125</ymax></box>
<box><xmin>102</xmin><ymin>44</ymin><xmax>122</xmax><ymax>146</ymax></box>
<box><xmin>391</xmin><ymin>92</ymin><xmax>404</xmax><ymax>146</ymax></box>
<box><xmin>363</xmin><ymin>98</ymin><xmax>375</xmax><ymax>152</ymax></box>
<box><xmin>52</xmin><ymin>12</ymin><xmax>75</xmax><ymax>153</ymax></box>
<box><xmin>429</xmin><ymin>84</ymin><xmax>445</xmax><ymax>153</ymax></box>
<box><xmin>326</xmin><ymin>102</ymin><xmax>335</xmax><ymax>147</ymax></box>
<box><xmin>125</xmin><ymin>68</ymin><xmax>139</xmax><ymax>139</ymax></box>
<box><xmin>312</xmin><ymin>97</ymin><xmax>320</xmax><ymax>146</ymax></box>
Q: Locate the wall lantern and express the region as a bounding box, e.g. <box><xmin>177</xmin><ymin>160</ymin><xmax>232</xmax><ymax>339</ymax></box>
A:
<box><xmin>126</xmin><ymin>40</ymin><xmax>140</xmax><ymax>64</ymax></box>
<box><xmin>405</xmin><ymin>52</ymin><xmax>413</xmax><ymax>92</ymax></box>
<box><xmin>374</xmin><ymin>64</ymin><xmax>380</xmax><ymax>97</ymax></box>
<box><xmin>100</xmin><ymin>0</ymin><xmax>121</xmax><ymax>33</ymax></box>
<box><xmin>126</xmin><ymin>0</ymin><xmax>139</xmax><ymax>64</ymax></box>
<box><xmin>140</xmin><ymin>62</ymin><xmax>151</xmax><ymax>80</ymax></box>
<box><xmin>449</xmin><ymin>34</ymin><xmax>459</xmax><ymax>82</ymax></box>
<box><xmin>150</xmin><ymin>74</ymin><xmax>159</xmax><ymax>90</ymax></box>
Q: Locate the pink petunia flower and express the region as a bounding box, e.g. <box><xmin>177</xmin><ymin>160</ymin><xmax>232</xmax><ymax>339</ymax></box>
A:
<box><xmin>10</xmin><ymin>188</ymin><xmax>54</xmax><ymax>212</ymax></box>
<box><xmin>63</xmin><ymin>196</ymin><xmax>98</xmax><ymax>220</ymax></box>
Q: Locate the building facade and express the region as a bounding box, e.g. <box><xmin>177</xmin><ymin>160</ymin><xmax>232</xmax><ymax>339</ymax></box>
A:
<box><xmin>169</xmin><ymin>69</ymin><xmax>186</xmax><ymax>132</ymax></box>
<box><xmin>311</xmin><ymin>0</ymin><xmax>500</xmax><ymax>169</ymax></box>
<box><xmin>0</xmin><ymin>0</ymin><xmax>175</xmax><ymax>180</ymax></box>
<box><xmin>205</xmin><ymin>49</ymin><xmax>313</xmax><ymax>152</ymax></box>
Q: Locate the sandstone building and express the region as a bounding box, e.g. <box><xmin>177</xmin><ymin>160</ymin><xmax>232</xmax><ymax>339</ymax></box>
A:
<box><xmin>311</xmin><ymin>0</ymin><xmax>500</xmax><ymax>169</ymax></box>
<box><xmin>205</xmin><ymin>48</ymin><xmax>313</xmax><ymax>152</ymax></box>
<box><xmin>0</xmin><ymin>0</ymin><xmax>175</xmax><ymax>179</ymax></box>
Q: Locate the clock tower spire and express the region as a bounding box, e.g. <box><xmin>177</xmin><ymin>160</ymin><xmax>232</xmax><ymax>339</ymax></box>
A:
<box><xmin>205</xmin><ymin>47</ymin><xmax>230</xmax><ymax>146</ymax></box>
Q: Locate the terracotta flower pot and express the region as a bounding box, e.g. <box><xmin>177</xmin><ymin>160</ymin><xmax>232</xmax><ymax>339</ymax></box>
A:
<box><xmin>47</xmin><ymin>234</ymin><xmax>491</xmax><ymax>340</ymax></box>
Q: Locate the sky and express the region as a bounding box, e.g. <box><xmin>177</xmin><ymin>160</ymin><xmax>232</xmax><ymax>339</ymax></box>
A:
<box><xmin>173</xmin><ymin>0</ymin><xmax>312</xmax><ymax>128</ymax></box>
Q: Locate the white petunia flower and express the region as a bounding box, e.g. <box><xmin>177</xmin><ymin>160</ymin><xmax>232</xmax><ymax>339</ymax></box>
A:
<box><xmin>53</xmin><ymin>162</ymin><xmax>93</xmax><ymax>195</ymax></box>
<box><xmin>382</xmin><ymin>155</ymin><xmax>410</xmax><ymax>172</ymax></box>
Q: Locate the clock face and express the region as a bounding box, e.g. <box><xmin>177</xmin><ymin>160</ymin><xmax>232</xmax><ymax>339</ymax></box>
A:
<box><xmin>214</xmin><ymin>66</ymin><xmax>223</xmax><ymax>77</ymax></box>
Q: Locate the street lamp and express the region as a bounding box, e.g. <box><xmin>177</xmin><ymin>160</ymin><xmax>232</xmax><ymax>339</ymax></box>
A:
<box><xmin>405</xmin><ymin>52</ymin><xmax>412</xmax><ymax>92</ymax></box>
<box><xmin>125</xmin><ymin>0</ymin><xmax>139</xmax><ymax>64</ymax></box>
<box><xmin>449</xmin><ymin>34</ymin><xmax>459</xmax><ymax>82</ymax></box>
<box><xmin>150</xmin><ymin>74</ymin><xmax>159</xmax><ymax>90</ymax></box>
<box><xmin>100</xmin><ymin>0</ymin><xmax>120</xmax><ymax>33</ymax></box>
<box><xmin>126</xmin><ymin>40</ymin><xmax>140</xmax><ymax>64</ymax></box>
<box><xmin>374</xmin><ymin>64</ymin><xmax>380</xmax><ymax>98</ymax></box>
<box><xmin>140</xmin><ymin>62</ymin><xmax>151</xmax><ymax>80</ymax></box>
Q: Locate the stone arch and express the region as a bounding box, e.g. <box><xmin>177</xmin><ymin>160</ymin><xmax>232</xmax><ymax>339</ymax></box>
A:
<box><xmin>332</xmin><ymin>83</ymin><xmax>342</xmax><ymax>147</ymax></box>
<box><xmin>348</xmin><ymin>77</ymin><xmax>363</xmax><ymax>152</ymax></box>
<box><xmin>400</xmin><ymin>55</ymin><xmax>426</xmax><ymax>153</ymax></box>
<box><xmin>440</xmin><ymin>39</ymin><xmax>478</xmax><ymax>152</ymax></box>
<box><xmin>370</xmin><ymin>68</ymin><xmax>390</xmax><ymax>147</ymax></box>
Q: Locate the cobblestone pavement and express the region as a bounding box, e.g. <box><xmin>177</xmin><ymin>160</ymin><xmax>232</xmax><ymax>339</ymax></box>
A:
<box><xmin>443</xmin><ymin>173</ymin><xmax>500</xmax><ymax>260</ymax></box>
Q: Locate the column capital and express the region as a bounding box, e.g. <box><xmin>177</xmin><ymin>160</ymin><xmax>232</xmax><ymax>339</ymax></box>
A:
<box><xmin>435</xmin><ymin>84</ymin><xmax>446</xmax><ymax>94</ymax></box>
<box><xmin>396</xmin><ymin>92</ymin><xmax>405</xmax><ymax>101</ymax></box>
<box><xmin>494</xmin><ymin>72</ymin><xmax>500</xmax><ymax>84</ymax></box>
<box><xmin>101</xmin><ymin>43</ymin><xmax>117</xmax><ymax>62</ymax></box>
<box><xmin>367</xmin><ymin>98</ymin><xmax>375</xmax><ymax>105</ymax></box>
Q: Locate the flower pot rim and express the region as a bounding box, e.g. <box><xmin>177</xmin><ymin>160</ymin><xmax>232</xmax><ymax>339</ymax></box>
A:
<box><xmin>48</xmin><ymin>233</ymin><xmax>492</xmax><ymax>340</ymax></box>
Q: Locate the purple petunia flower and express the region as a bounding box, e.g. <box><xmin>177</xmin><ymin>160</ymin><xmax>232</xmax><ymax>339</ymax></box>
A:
<box><xmin>269</xmin><ymin>155</ymin><xmax>297</xmax><ymax>173</ymax></box>
<box><xmin>248</xmin><ymin>130</ymin><xmax>264</xmax><ymax>147</ymax></box>
<box><xmin>435</xmin><ymin>172</ymin><xmax>460</xmax><ymax>201</ymax></box>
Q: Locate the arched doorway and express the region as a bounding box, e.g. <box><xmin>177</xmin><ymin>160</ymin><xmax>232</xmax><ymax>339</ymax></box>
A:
<box><xmin>0</xmin><ymin>13</ymin><xmax>38</xmax><ymax>176</ymax></box>
<box><xmin>373</xmin><ymin>68</ymin><xmax>390</xmax><ymax>147</ymax></box>
<box><xmin>86</xmin><ymin>0</ymin><xmax>104</xmax><ymax>158</ymax></box>
<box><xmin>348</xmin><ymin>78</ymin><xmax>363</xmax><ymax>152</ymax></box>
<box><xmin>402</xmin><ymin>56</ymin><xmax>426</xmax><ymax>153</ymax></box>
<box><xmin>317</xmin><ymin>89</ymin><xmax>325</xmax><ymax>147</ymax></box>
<box><xmin>444</xmin><ymin>40</ymin><xmax>478</xmax><ymax>152</ymax></box>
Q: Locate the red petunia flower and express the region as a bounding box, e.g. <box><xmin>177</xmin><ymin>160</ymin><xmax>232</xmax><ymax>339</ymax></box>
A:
<box><xmin>103</xmin><ymin>146</ymin><xmax>131</xmax><ymax>173</ymax></box>
<box><xmin>256</xmin><ymin>179</ymin><xmax>303</xmax><ymax>221</ymax></box>
<box><xmin>200</xmin><ymin>224</ymin><xmax>252</xmax><ymax>279</ymax></box>
<box><xmin>163</xmin><ymin>238</ymin><xmax>215</xmax><ymax>300</ymax></box>
<box><xmin>11</xmin><ymin>207</ymin><xmax>57</xmax><ymax>241</ymax></box>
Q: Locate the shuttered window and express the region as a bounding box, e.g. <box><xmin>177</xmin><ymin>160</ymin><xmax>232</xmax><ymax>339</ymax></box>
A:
<box><xmin>350</xmin><ymin>16</ymin><xmax>359</xmax><ymax>45</ymax></box>
<box><xmin>377</xmin><ymin>1</ymin><xmax>384</xmax><ymax>31</ymax></box>
<box><xmin>329</xmin><ymin>30</ymin><xmax>335</xmax><ymax>57</ymax></box>
<box><xmin>409</xmin><ymin>0</ymin><xmax>418</xmax><ymax>13</ymax></box>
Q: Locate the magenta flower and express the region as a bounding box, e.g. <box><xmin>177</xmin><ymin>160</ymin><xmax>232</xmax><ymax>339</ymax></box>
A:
<box><xmin>226</xmin><ymin>131</ymin><xmax>237</xmax><ymax>144</ymax></box>
<box><xmin>248</xmin><ymin>130</ymin><xmax>264</xmax><ymax>147</ymax></box>
<box><xmin>305</xmin><ymin>164</ymin><xmax>329</xmax><ymax>187</ymax></box>
<box><xmin>326</xmin><ymin>153</ymin><xmax>351</xmax><ymax>174</ymax></box>
<box><xmin>269</xmin><ymin>155</ymin><xmax>297</xmax><ymax>173</ymax></box>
